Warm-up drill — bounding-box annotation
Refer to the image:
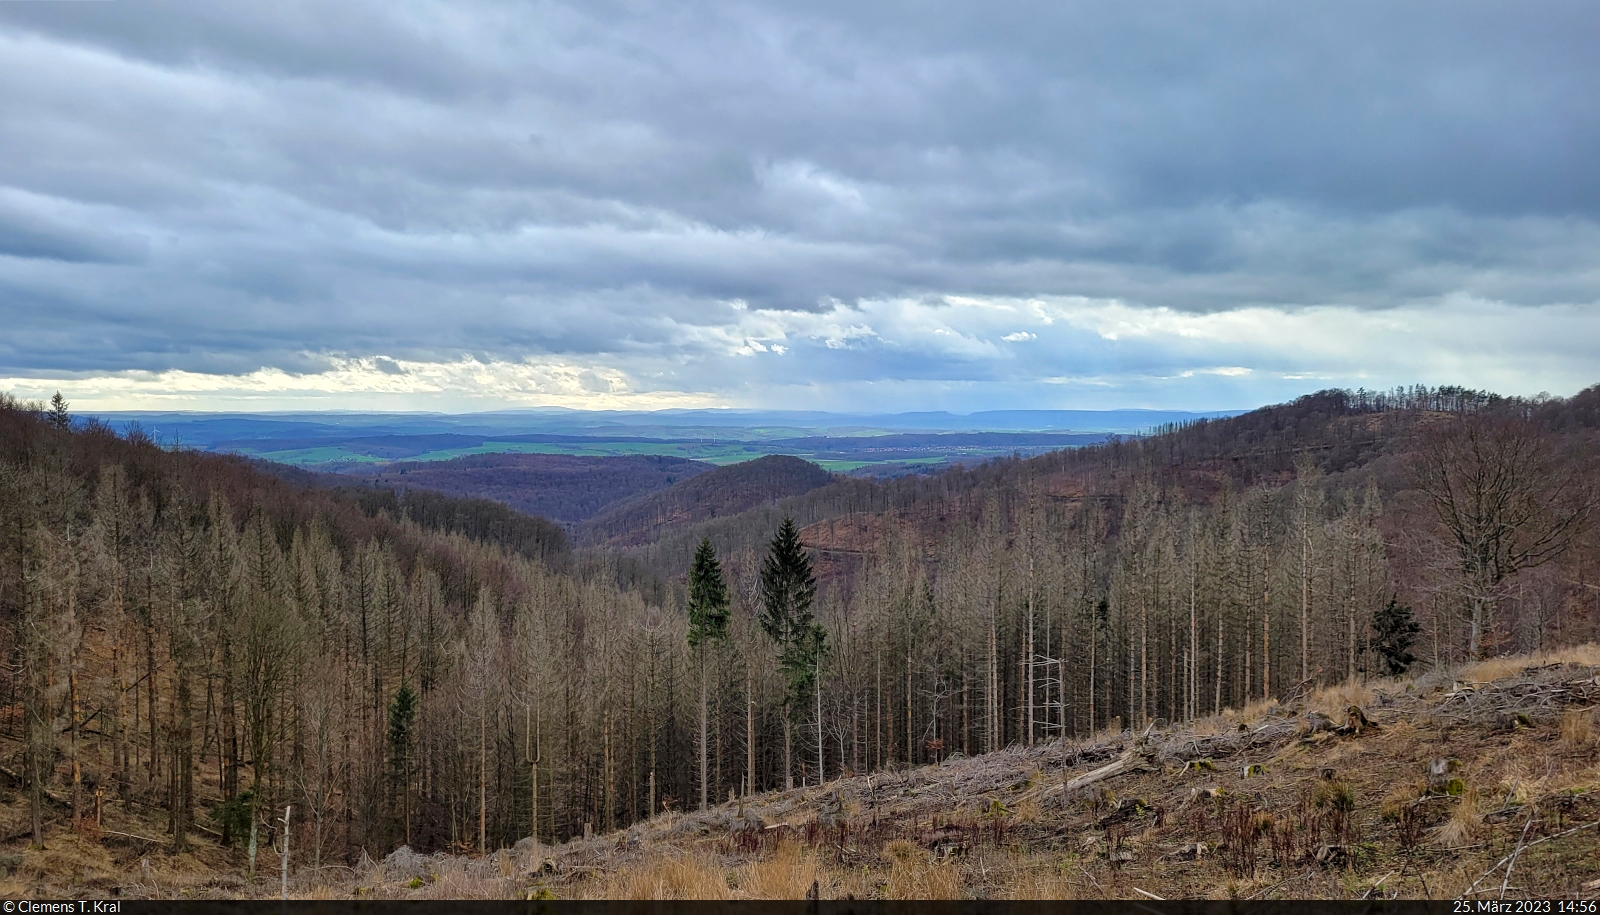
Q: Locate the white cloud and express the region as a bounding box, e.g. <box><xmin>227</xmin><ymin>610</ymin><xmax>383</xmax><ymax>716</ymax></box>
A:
<box><xmin>0</xmin><ymin>355</ymin><xmax>721</xmax><ymax>412</ymax></box>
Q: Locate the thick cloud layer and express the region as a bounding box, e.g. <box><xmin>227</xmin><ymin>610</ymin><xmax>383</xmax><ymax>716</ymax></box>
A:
<box><xmin>2</xmin><ymin>1</ymin><xmax>1596</xmax><ymax>410</ymax></box>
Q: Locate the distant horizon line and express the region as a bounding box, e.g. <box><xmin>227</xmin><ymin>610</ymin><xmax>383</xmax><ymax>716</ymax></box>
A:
<box><xmin>75</xmin><ymin>406</ymin><xmax>1249</xmax><ymax>418</ymax></box>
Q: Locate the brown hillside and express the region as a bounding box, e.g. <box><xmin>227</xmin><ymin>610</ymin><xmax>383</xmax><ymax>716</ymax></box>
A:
<box><xmin>580</xmin><ymin>454</ymin><xmax>836</xmax><ymax>547</ymax></box>
<box><xmin>296</xmin><ymin>648</ymin><xmax>1600</xmax><ymax>902</ymax></box>
<box><xmin>353</xmin><ymin>452</ymin><xmax>713</xmax><ymax>524</ymax></box>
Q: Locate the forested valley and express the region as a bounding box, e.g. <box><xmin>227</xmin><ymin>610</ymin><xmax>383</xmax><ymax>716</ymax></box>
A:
<box><xmin>1</xmin><ymin>384</ymin><xmax>1596</xmax><ymax>880</ymax></box>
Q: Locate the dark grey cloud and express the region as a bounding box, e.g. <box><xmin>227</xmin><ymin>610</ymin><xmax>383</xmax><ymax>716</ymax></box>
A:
<box><xmin>0</xmin><ymin>0</ymin><xmax>1596</xmax><ymax>408</ymax></box>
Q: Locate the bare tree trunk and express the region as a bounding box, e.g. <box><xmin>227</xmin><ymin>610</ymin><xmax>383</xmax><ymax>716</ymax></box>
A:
<box><xmin>1088</xmin><ymin>618</ymin><xmax>1096</xmax><ymax>732</ymax></box>
<box><xmin>1469</xmin><ymin>592</ymin><xmax>1486</xmax><ymax>658</ymax></box>
<box><xmin>478</xmin><ymin>702</ymin><xmax>487</xmax><ymax>853</ymax></box>
<box><xmin>745</xmin><ymin>662</ymin><xmax>755</xmax><ymax>797</ymax></box>
<box><xmin>70</xmin><ymin>666</ymin><xmax>81</xmax><ymax>823</ymax></box>
<box><xmin>816</xmin><ymin>649</ymin><xmax>824</xmax><ymax>784</ymax></box>
<box><xmin>248</xmin><ymin>802</ymin><xmax>259</xmax><ymax>881</ymax></box>
<box><xmin>1346</xmin><ymin>538</ymin><xmax>1358</xmax><ymax>681</ymax></box>
<box><xmin>1301</xmin><ymin>526</ymin><xmax>1311</xmax><ymax>685</ymax></box>
<box><xmin>988</xmin><ymin>589</ymin><xmax>999</xmax><ymax>751</ymax></box>
<box><xmin>1189</xmin><ymin>536</ymin><xmax>1197</xmax><ymax>722</ymax></box>
<box><xmin>25</xmin><ymin>660</ymin><xmax>44</xmax><ymax>847</ymax></box>
<box><xmin>960</xmin><ymin>669</ymin><xmax>969</xmax><ymax>754</ymax></box>
<box><xmin>173</xmin><ymin>668</ymin><xmax>192</xmax><ymax>852</ymax></box>
<box><xmin>604</xmin><ymin>711</ymin><xmax>615</xmax><ymax>833</ymax></box>
<box><xmin>1025</xmin><ymin>550</ymin><xmax>1035</xmax><ymax>746</ymax></box>
<box><xmin>527</xmin><ymin>694</ymin><xmax>538</xmax><ymax>845</ymax></box>
<box><xmin>874</xmin><ymin>649</ymin><xmax>882</xmax><ymax>770</ymax></box>
<box><xmin>1262</xmin><ymin>542</ymin><xmax>1271</xmax><ymax>701</ymax></box>
<box><xmin>112</xmin><ymin>641</ymin><xmax>127</xmax><ymax>795</ymax></box>
<box><xmin>1243</xmin><ymin>599</ymin><xmax>1252</xmax><ymax>706</ymax></box>
<box><xmin>1139</xmin><ymin>596</ymin><xmax>1148</xmax><ymax>727</ymax></box>
<box><xmin>279</xmin><ymin>805</ymin><xmax>291</xmax><ymax>901</ymax></box>
<box><xmin>1214</xmin><ymin>609</ymin><xmax>1223</xmax><ymax>714</ymax></box>
<box><xmin>698</xmin><ymin>648</ymin><xmax>708</xmax><ymax>811</ymax></box>
<box><xmin>1058</xmin><ymin>657</ymin><xmax>1067</xmax><ymax>738</ymax></box>
<box><xmin>146</xmin><ymin>619</ymin><xmax>159</xmax><ymax>784</ymax></box>
<box><xmin>1127</xmin><ymin>628</ymin><xmax>1135</xmax><ymax>731</ymax></box>
<box><xmin>782</xmin><ymin>716</ymin><xmax>792</xmax><ymax>791</ymax></box>
<box><xmin>853</xmin><ymin>690</ymin><xmax>862</xmax><ymax>773</ymax></box>
<box><xmin>904</xmin><ymin>640</ymin><xmax>912</xmax><ymax>766</ymax></box>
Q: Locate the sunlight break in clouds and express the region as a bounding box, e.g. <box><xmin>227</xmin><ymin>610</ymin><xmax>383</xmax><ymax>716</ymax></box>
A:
<box><xmin>5</xmin><ymin>296</ymin><xmax>1593</xmax><ymax>413</ymax></box>
<box><xmin>0</xmin><ymin>357</ymin><xmax>721</xmax><ymax>412</ymax></box>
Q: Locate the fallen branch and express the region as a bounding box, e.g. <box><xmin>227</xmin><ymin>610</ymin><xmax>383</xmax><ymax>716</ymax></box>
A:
<box><xmin>1362</xmin><ymin>871</ymin><xmax>1396</xmax><ymax>900</ymax></box>
<box><xmin>101</xmin><ymin>829</ymin><xmax>164</xmax><ymax>845</ymax></box>
<box><xmin>0</xmin><ymin>764</ymin><xmax>69</xmax><ymax>806</ymax></box>
<box><xmin>1500</xmin><ymin>813</ymin><xmax>1536</xmax><ymax>901</ymax></box>
<box><xmin>1463</xmin><ymin>820</ymin><xmax>1600</xmax><ymax>896</ymax></box>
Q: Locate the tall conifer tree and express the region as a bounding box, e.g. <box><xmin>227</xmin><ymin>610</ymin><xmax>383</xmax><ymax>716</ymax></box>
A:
<box><xmin>759</xmin><ymin>518</ymin><xmax>823</xmax><ymax>789</ymax></box>
<box><xmin>687</xmin><ymin>538</ymin><xmax>729</xmax><ymax>810</ymax></box>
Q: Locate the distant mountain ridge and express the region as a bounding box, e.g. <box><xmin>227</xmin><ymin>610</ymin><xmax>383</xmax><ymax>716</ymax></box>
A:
<box><xmin>579</xmin><ymin>454</ymin><xmax>836</xmax><ymax>547</ymax></box>
<box><xmin>85</xmin><ymin>407</ymin><xmax>1242</xmax><ymax>449</ymax></box>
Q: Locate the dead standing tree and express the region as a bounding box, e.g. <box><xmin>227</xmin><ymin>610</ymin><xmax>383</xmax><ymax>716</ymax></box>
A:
<box><xmin>1412</xmin><ymin>414</ymin><xmax>1596</xmax><ymax>657</ymax></box>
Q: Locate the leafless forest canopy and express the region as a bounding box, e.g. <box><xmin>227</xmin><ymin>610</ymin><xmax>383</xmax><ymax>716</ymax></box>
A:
<box><xmin>1</xmin><ymin>383</ymin><xmax>1596</xmax><ymax>864</ymax></box>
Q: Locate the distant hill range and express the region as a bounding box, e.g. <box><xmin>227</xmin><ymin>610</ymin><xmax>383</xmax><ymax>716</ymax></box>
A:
<box><xmin>579</xmin><ymin>454</ymin><xmax>837</xmax><ymax>547</ymax></box>
<box><xmin>78</xmin><ymin>408</ymin><xmax>1235</xmax><ymax>476</ymax></box>
<box><xmin>83</xmin><ymin>407</ymin><xmax>1243</xmax><ymax>447</ymax></box>
<box><xmin>340</xmin><ymin>453</ymin><xmax>713</xmax><ymax>525</ymax></box>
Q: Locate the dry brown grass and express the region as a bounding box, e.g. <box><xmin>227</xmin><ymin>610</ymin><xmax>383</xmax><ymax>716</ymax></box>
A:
<box><xmin>1309</xmin><ymin>680</ymin><xmax>1375</xmax><ymax>719</ymax></box>
<box><xmin>1460</xmin><ymin>644</ymin><xmax>1600</xmax><ymax>684</ymax></box>
<box><xmin>399</xmin><ymin>855</ymin><xmax>520</xmax><ymax>900</ymax></box>
<box><xmin>1012</xmin><ymin>793</ymin><xmax>1042</xmax><ymax>825</ymax></box>
<box><xmin>1461</xmin><ymin>657</ymin><xmax>1525</xmax><ymax>683</ymax></box>
<box><xmin>1000</xmin><ymin>860</ymin><xmax>1093</xmax><ymax>900</ymax></box>
<box><xmin>1234</xmin><ymin>696</ymin><xmax>1281</xmax><ymax>723</ymax></box>
<box><xmin>734</xmin><ymin>841</ymin><xmax>819</xmax><ymax>899</ymax></box>
<box><xmin>1433</xmin><ymin>785</ymin><xmax>1481</xmax><ymax>848</ymax></box>
<box><xmin>1496</xmin><ymin>759</ymin><xmax>1556</xmax><ymax>807</ymax></box>
<box><xmin>593</xmin><ymin>851</ymin><xmax>732</xmax><ymax>900</ymax></box>
<box><xmin>1560</xmin><ymin>708</ymin><xmax>1596</xmax><ymax>751</ymax></box>
<box><xmin>1379</xmin><ymin>784</ymin><xmax>1418</xmax><ymax>821</ymax></box>
<box><xmin>12</xmin><ymin>834</ymin><xmax>122</xmax><ymax>895</ymax></box>
<box><xmin>881</xmin><ymin>840</ymin><xmax>963</xmax><ymax>900</ymax></box>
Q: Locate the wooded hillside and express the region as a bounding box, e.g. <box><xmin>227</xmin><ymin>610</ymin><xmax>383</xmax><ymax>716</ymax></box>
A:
<box><xmin>346</xmin><ymin>453</ymin><xmax>712</xmax><ymax>526</ymax></box>
<box><xmin>579</xmin><ymin>455</ymin><xmax>837</xmax><ymax>548</ymax></box>
<box><xmin>0</xmin><ymin>384</ymin><xmax>1596</xmax><ymax>888</ymax></box>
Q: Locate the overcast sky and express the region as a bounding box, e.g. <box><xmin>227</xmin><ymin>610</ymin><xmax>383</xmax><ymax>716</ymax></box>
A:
<box><xmin>2</xmin><ymin>1</ymin><xmax>1597</xmax><ymax>412</ymax></box>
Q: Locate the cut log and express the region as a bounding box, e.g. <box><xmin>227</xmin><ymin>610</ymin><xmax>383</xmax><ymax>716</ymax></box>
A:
<box><xmin>0</xmin><ymin>764</ymin><xmax>69</xmax><ymax>807</ymax></box>
<box><xmin>1059</xmin><ymin>748</ymin><xmax>1153</xmax><ymax>797</ymax></box>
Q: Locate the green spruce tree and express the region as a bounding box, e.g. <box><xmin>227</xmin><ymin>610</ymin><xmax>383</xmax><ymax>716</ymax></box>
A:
<box><xmin>387</xmin><ymin>684</ymin><xmax>418</xmax><ymax>846</ymax></box>
<box><xmin>47</xmin><ymin>392</ymin><xmax>70</xmax><ymax>431</ymax></box>
<box><xmin>1371</xmin><ymin>599</ymin><xmax>1421</xmax><ymax>676</ymax></box>
<box><xmin>758</xmin><ymin>518</ymin><xmax>823</xmax><ymax>790</ymax></box>
<box><xmin>687</xmin><ymin>538</ymin><xmax>729</xmax><ymax>810</ymax></box>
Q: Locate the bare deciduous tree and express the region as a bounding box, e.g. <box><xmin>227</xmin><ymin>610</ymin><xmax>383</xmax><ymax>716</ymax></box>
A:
<box><xmin>1413</xmin><ymin>414</ymin><xmax>1596</xmax><ymax>656</ymax></box>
